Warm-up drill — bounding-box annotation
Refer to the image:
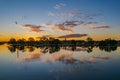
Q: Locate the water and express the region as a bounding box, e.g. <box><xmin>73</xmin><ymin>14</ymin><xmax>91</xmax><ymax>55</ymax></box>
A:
<box><xmin>0</xmin><ymin>44</ymin><xmax>120</xmax><ymax>80</ymax></box>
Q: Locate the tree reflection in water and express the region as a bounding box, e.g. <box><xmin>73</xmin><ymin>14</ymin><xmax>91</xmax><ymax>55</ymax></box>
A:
<box><xmin>7</xmin><ymin>44</ymin><xmax>114</xmax><ymax>78</ymax></box>
<box><xmin>26</xmin><ymin>46</ymin><xmax>35</xmax><ymax>52</ymax></box>
<box><xmin>5</xmin><ymin>39</ymin><xmax>119</xmax><ymax>80</ymax></box>
<box><xmin>8</xmin><ymin>45</ymin><xmax>16</xmax><ymax>53</ymax></box>
<box><xmin>99</xmin><ymin>46</ymin><xmax>117</xmax><ymax>52</ymax></box>
<box><xmin>39</xmin><ymin>45</ymin><xmax>60</xmax><ymax>54</ymax></box>
<box><xmin>7</xmin><ymin>44</ymin><xmax>117</xmax><ymax>65</ymax></box>
<box><xmin>8</xmin><ymin>44</ymin><xmax>118</xmax><ymax>53</ymax></box>
<box><xmin>8</xmin><ymin>45</ymin><xmax>26</xmax><ymax>53</ymax></box>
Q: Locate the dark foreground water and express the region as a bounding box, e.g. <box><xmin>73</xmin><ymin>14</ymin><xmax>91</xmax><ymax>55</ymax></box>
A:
<box><xmin>0</xmin><ymin>44</ymin><xmax>120</xmax><ymax>80</ymax></box>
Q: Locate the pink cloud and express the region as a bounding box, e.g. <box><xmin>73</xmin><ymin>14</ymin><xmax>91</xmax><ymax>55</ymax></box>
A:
<box><xmin>58</xmin><ymin>34</ymin><xmax>87</xmax><ymax>38</ymax></box>
<box><xmin>54</xmin><ymin>24</ymin><xmax>73</xmax><ymax>33</ymax></box>
<box><xmin>64</xmin><ymin>21</ymin><xmax>78</xmax><ymax>28</ymax></box>
<box><xmin>23</xmin><ymin>24</ymin><xmax>44</xmax><ymax>32</ymax></box>
<box><xmin>91</xmin><ymin>26</ymin><xmax>111</xmax><ymax>29</ymax></box>
<box><xmin>16</xmin><ymin>53</ymin><xmax>40</xmax><ymax>62</ymax></box>
<box><xmin>41</xmin><ymin>52</ymin><xmax>73</xmax><ymax>62</ymax></box>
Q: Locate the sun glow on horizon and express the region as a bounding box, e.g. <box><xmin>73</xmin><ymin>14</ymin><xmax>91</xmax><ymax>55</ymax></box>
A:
<box><xmin>0</xmin><ymin>0</ymin><xmax>120</xmax><ymax>42</ymax></box>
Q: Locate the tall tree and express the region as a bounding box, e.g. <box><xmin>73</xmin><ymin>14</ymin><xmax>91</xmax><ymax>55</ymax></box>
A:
<box><xmin>86</xmin><ymin>37</ymin><xmax>93</xmax><ymax>42</ymax></box>
<box><xmin>28</xmin><ymin>37</ymin><xmax>35</xmax><ymax>42</ymax></box>
<box><xmin>9</xmin><ymin>38</ymin><xmax>16</xmax><ymax>44</ymax></box>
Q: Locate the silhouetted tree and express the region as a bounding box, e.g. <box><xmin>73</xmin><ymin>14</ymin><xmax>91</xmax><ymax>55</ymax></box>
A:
<box><xmin>17</xmin><ymin>45</ymin><xmax>25</xmax><ymax>51</ymax></box>
<box><xmin>99</xmin><ymin>38</ymin><xmax>117</xmax><ymax>46</ymax></box>
<box><xmin>53</xmin><ymin>39</ymin><xmax>60</xmax><ymax>44</ymax></box>
<box><xmin>28</xmin><ymin>37</ymin><xmax>35</xmax><ymax>42</ymax></box>
<box><xmin>40</xmin><ymin>47</ymin><xmax>49</xmax><ymax>53</ymax></box>
<box><xmin>8</xmin><ymin>45</ymin><xmax>16</xmax><ymax>53</ymax></box>
<box><xmin>27</xmin><ymin>37</ymin><xmax>35</xmax><ymax>45</ymax></box>
<box><xmin>87</xmin><ymin>37</ymin><xmax>93</xmax><ymax>42</ymax></box>
<box><xmin>9</xmin><ymin>38</ymin><xmax>16</xmax><ymax>44</ymax></box>
<box><xmin>71</xmin><ymin>40</ymin><xmax>76</xmax><ymax>45</ymax></box>
<box><xmin>17</xmin><ymin>38</ymin><xmax>26</xmax><ymax>44</ymax></box>
<box><xmin>99</xmin><ymin>46</ymin><xmax>117</xmax><ymax>52</ymax></box>
<box><xmin>49</xmin><ymin>37</ymin><xmax>55</xmax><ymax>44</ymax></box>
<box><xmin>27</xmin><ymin>46</ymin><xmax>35</xmax><ymax>52</ymax></box>
<box><xmin>49</xmin><ymin>45</ymin><xmax>60</xmax><ymax>53</ymax></box>
<box><xmin>99</xmin><ymin>38</ymin><xmax>117</xmax><ymax>52</ymax></box>
<box><xmin>41</xmin><ymin>36</ymin><xmax>48</xmax><ymax>41</ymax></box>
<box><xmin>86</xmin><ymin>37</ymin><xmax>94</xmax><ymax>45</ymax></box>
<box><xmin>0</xmin><ymin>42</ymin><xmax>4</xmax><ymax>45</ymax></box>
<box><xmin>49</xmin><ymin>37</ymin><xmax>55</xmax><ymax>41</ymax></box>
<box><xmin>87</xmin><ymin>46</ymin><xmax>93</xmax><ymax>53</ymax></box>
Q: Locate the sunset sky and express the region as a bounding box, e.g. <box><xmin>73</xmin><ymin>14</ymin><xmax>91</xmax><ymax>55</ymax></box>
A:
<box><xmin>0</xmin><ymin>0</ymin><xmax>120</xmax><ymax>41</ymax></box>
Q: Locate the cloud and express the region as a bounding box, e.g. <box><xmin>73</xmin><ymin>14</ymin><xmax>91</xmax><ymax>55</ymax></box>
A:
<box><xmin>48</xmin><ymin>12</ymin><xmax>56</xmax><ymax>16</ymax></box>
<box><xmin>41</xmin><ymin>23</ymin><xmax>73</xmax><ymax>33</ymax></box>
<box><xmin>74</xmin><ymin>10</ymin><xmax>102</xmax><ymax>20</ymax></box>
<box><xmin>68</xmin><ymin>12</ymin><xmax>75</xmax><ymax>17</ymax></box>
<box><xmin>62</xmin><ymin>21</ymin><xmax>98</xmax><ymax>28</ymax></box>
<box><xmin>87</xmin><ymin>22</ymin><xmax>98</xmax><ymax>24</ymax></box>
<box><xmin>47</xmin><ymin>8</ymin><xmax>102</xmax><ymax>28</ymax></box>
<box><xmin>17</xmin><ymin>53</ymin><xmax>40</xmax><ymax>61</ymax></box>
<box><xmin>15</xmin><ymin>22</ymin><xmax>45</xmax><ymax>33</ymax></box>
<box><xmin>61</xmin><ymin>21</ymin><xmax>98</xmax><ymax>28</ymax></box>
<box><xmin>63</xmin><ymin>21</ymin><xmax>78</xmax><ymax>28</ymax></box>
<box><xmin>79</xmin><ymin>58</ymin><xmax>86</xmax><ymax>63</ymax></box>
<box><xmin>42</xmin><ymin>23</ymin><xmax>54</xmax><ymax>27</ymax></box>
<box><xmin>62</xmin><ymin>47</ymin><xmax>87</xmax><ymax>51</ymax></box>
<box><xmin>54</xmin><ymin>5</ymin><xmax>61</xmax><ymax>9</ymax></box>
<box><xmin>41</xmin><ymin>52</ymin><xmax>73</xmax><ymax>62</ymax></box>
<box><xmin>58</xmin><ymin>34</ymin><xmax>87</xmax><ymax>38</ymax></box>
<box><xmin>89</xmin><ymin>56</ymin><xmax>96</xmax><ymax>62</ymax></box>
<box><xmin>48</xmin><ymin>12</ymin><xmax>75</xmax><ymax>17</ymax></box>
<box><xmin>23</xmin><ymin>24</ymin><xmax>42</xmax><ymax>28</ymax></box>
<box><xmin>69</xmin><ymin>21</ymin><xmax>86</xmax><ymax>27</ymax></box>
<box><xmin>54</xmin><ymin>3</ymin><xmax>66</xmax><ymax>10</ymax></box>
<box><xmin>21</xmin><ymin>23</ymin><xmax>73</xmax><ymax>33</ymax></box>
<box><xmin>54</xmin><ymin>24</ymin><xmax>73</xmax><ymax>33</ymax></box>
<box><xmin>23</xmin><ymin>24</ymin><xmax>44</xmax><ymax>32</ymax></box>
<box><xmin>91</xmin><ymin>26</ymin><xmax>111</xmax><ymax>29</ymax></box>
<box><xmin>36</xmin><ymin>35</ymin><xmax>52</xmax><ymax>39</ymax></box>
<box><xmin>94</xmin><ymin>56</ymin><xmax>109</xmax><ymax>60</ymax></box>
<box><xmin>60</xmin><ymin>12</ymin><xmax>75</xmax><ymax>17</ymax></box>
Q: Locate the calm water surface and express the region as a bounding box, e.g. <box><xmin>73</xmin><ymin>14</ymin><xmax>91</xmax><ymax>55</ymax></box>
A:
<box><xmin>0</xmin><ymin>44</ymin><xmax>120</xmax><ymax>80</ymax></box>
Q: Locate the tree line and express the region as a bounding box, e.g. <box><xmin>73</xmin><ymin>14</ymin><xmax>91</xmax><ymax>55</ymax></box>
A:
<box><xmin>8</xmin><ymin>37</ymin><xmax>119</xmax><ymax>46</ymax></box>
<box><xmin>7</xmin><ymin>41</ymin><xmax>118</xmax><ymax>54</ymax></box>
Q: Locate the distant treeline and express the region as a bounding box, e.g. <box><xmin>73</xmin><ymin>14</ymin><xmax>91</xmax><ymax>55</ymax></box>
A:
<box><xmin>7</xmin><ymin>40</ymin><xmax>118</xmax><ymax>54</ymax></box>
<box><xmin>7</xmin><ymin>37</ymin><xmax>119</xmax><ymax>46</ymax></box>
<box><xmin>0</xmin><ymin>42</ymin><xmax>4</xmax><ymax>45</ymax></box>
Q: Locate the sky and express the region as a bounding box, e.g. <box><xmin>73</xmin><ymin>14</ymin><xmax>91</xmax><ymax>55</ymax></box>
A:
<box><xmin>0</xmin><ymin>0</ymin><xmax>120</xmax><ymax>41</ymax></box>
